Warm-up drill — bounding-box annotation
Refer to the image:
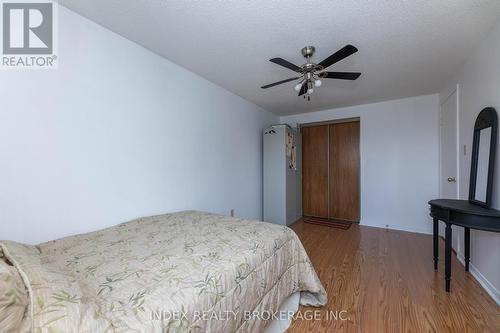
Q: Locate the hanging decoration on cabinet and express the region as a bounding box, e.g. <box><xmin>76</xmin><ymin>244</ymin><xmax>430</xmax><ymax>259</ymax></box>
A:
<box><xmin>286</xmin><ymin>132</ymin><xmax>293</xmax><ymax>157</ymax></box>
<box><xmin>289</xmin><ymin>144</ymin><xmax>297</xmax><ymax>170</ymax></box>
<box><xmin>286</xmin><ymin>132</ymin><xmax>297</xmax><ymax>170</ymax></box>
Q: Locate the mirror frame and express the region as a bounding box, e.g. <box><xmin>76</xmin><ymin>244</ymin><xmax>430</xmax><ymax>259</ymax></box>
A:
<box><xmin>469</xmin><ymin>107</ymin><xmax>498</xmax><ymax>208</ymax></box>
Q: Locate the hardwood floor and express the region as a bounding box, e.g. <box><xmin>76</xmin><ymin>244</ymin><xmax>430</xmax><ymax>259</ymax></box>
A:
<box><xmin>288</xmin><ymin>220</ymin><xmax>500</xmax><ymax>333</ymax></box>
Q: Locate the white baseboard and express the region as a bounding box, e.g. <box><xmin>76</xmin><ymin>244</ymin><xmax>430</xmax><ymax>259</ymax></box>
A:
<box><xmin>359</xmin><ymin>220</ymin><xmax>432</xmax><ymax>235</ymax></box>
<box><xmin>456</xmin><ymin>252</ymin><xmax>500</xmax><ymax>306</ymax></box>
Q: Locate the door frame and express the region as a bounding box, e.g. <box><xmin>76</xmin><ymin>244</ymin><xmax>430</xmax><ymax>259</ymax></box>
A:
<box><xmin>299</xmin><ymin>117</ymin><xmax>360</xmax><ymax>128</ymax></box>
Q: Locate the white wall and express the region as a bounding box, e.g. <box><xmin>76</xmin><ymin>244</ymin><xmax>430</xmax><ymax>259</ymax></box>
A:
<box><xmin>440</xmin><ymin>21</ymin><xmax>500</xmax><ymax>303</ymax></box>
<box><xmin>0</xmin><ymin>5</ymin><xmax>278</xmax><ymax>244</ymax></box>
<box><xmin>281</xmin><ymin>94</ymin><xmax>440</xmax><ymax>234</ymax></box>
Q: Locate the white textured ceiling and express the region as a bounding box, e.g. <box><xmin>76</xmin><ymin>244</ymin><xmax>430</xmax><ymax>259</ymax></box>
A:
<box><xmin>57</xmin><ymin>0</ymin><xmax>500</xmax><ymax>115</ymax></box>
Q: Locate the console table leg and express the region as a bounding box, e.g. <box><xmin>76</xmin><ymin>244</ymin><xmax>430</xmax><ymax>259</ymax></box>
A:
<box><xmin>445</xmin><ymin>223</ymin><xmax>452</xmax><ymax>292</ymax></box>
<box><xmin>433</xmin><ymin>218</ymin><xmax>439</xmax><ymax>270</ymax></box>
<box><xmin>464</xmin><ymin>227</ymin><xmax>470</xmax><ymax>272</ymax></box>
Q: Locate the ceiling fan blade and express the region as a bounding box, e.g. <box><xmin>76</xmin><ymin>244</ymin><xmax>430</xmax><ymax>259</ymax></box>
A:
<box><xmin>261</xmin><ymin>77</ymin><xmax>301</xmax><ymax>89</ymax></box>
<box><xmin>298</xmin><ymin>82</ymin><xmax>307</xmax><ymax>96</ymax></box>
<box><xmin>318</xmin><ymin>45</ymin><xmax>358</xmax><ymax>69</ymax></box>
<box><xmin>322</xmin><ymin>72</ymin><xmax>361</xmax><ymax>80</ymax></box>
<box><xmin>270</xmin><ymin>58</ymin><xmax>302</xmax><ymax>72</ymax></box>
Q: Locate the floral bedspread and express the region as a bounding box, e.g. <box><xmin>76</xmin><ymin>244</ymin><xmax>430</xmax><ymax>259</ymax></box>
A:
<box><xmin>1</xmin><ymin>211</ymin><xmax>326</xmax><ymax>332</ymax></box>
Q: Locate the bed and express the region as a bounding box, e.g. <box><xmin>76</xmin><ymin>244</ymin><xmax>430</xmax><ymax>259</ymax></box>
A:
<box><xmin>0</xmin><ymin>211</ymin><xmax>326</xmax><ymax>332</ymax></box>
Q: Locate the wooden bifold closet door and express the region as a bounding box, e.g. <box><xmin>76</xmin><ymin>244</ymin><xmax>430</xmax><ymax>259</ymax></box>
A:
<box><xmin>302</xmin><ymin>125</ymin><xmax>329</xmax><ymax>218</ymax></box>
<box><xmin>302</xmin><ymin>121</ymin><xmax>360</xmax><ymax>222</ymax></box>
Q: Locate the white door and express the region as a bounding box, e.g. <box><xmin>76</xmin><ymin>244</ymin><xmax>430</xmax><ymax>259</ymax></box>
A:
<box><xmin>439</xmin><ymin>88</ymin><xmax>459</xmax><ymax>249</ymax></box>
<box><xmin>440</xmin><ymin>90</ymin><xmax>459</xmax><ymax>199</ymax></box>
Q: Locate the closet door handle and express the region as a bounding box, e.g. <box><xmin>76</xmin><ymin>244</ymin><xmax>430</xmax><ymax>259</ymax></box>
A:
<box><xmin>447</xmin><ymin>177</ymin><xmax>456</xmax><ymax>182</ymax></box>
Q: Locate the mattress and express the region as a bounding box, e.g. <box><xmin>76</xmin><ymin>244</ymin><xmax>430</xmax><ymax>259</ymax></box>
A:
<box><xmin>0</xmin><ymin>211</ymin><xmax>326</xmax><ymax>332</ymax></box>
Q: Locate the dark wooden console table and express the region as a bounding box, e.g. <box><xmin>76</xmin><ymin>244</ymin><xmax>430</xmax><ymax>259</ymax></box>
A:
<box><xmin>429</xmin><ymin>199</ymin><xmax>500</xmax><ymax>292</ymax></box>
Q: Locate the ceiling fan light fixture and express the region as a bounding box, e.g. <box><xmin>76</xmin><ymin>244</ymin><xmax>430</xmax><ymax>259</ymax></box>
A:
<box><xmin>315</xmin><ymin>79</ymin><xmax>322</xmax><ymax>87</ymax></box>
<box><xmin>294</xmin><ymin>83</ymin><xmax>302</xmax><ymax>91</ymax></box>
<box><xmin>307</xmin><ymin>81</ymin><xmax>314</xmax><ymax>95</ymax></box>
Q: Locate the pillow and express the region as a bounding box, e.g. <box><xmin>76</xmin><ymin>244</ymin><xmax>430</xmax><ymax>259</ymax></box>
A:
<box><xmin>0</xmin><ymin>257</ymin><xmax>29</xmax><ymax>333</ymax></box>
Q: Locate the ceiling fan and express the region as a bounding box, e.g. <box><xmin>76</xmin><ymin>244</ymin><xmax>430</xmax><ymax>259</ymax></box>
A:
<box><xmin>261</xmin><ymin>45</ymin><xmax>361</xmax><ymax>101</ymax></box>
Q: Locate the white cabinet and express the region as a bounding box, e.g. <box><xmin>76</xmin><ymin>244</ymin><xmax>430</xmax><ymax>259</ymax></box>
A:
<box><xmin>263</xmin><ymin>125</ymin><xmax>301</xmax><ymax>225</ymax></box>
